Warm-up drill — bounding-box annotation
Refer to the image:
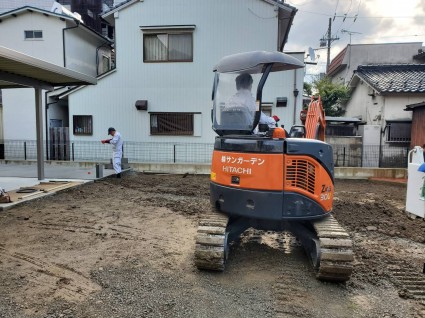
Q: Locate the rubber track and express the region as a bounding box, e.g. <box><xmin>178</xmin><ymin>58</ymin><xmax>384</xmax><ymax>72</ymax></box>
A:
<box><xmin>312</xmin><ymin>215</ymin><xmax>354</xmax><ymax>282</ymax></box>
<box><xmin>194</xmin><ymin>211</ymin><xmax>229</xmax><ymax>271</ymax></box>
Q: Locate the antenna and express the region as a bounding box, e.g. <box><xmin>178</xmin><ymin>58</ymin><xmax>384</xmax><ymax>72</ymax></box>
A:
<box><xmin>341</xmin><ymin>29</ymin><xmax>362</xmax><ymax>44</ymax></box>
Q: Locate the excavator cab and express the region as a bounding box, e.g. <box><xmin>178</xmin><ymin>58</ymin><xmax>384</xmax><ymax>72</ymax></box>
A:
<box><xmin>212</xmin><ymin>51</ymin><xmax>304</xmax><ymax>136</ymax></box>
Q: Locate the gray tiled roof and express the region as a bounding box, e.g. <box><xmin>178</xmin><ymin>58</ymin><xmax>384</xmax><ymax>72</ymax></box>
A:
<box><xmin>0</xmin><ymin>0</ymin><xmax>53</xmax><ymax>13</ymax></box>
<box><xmin>356</xmin><ymin>64</ymin><xmax>425</xmax><ymax>94</ymax></box>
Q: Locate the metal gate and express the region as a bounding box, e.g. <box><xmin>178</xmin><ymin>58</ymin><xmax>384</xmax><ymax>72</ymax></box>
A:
<box><xmin>49</xmin><ymin>127</ymin><xmax>70</xmax><ymax>160</ymax></box>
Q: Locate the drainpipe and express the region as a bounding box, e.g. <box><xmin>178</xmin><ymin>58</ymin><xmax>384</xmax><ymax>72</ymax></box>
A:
<box><xmin>292</xmin><ymin>69</ymin><xmax>298</xmax><ymax>125</ymax></box>
<box><xmin>62</xmin><ymin>20</ymin><xmax>80</xmax><ymax>67</ymax></box>
<box><xmin>45</xmin><ymin>91</ymin><xmax>59</xmax><ymax>160</ymax></box>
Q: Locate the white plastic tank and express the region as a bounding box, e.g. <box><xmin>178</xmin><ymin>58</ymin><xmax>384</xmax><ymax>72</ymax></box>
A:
<box><xmin>406</xmin><ymin>146</ymin><xmax>425</xmax><ymax>218</ymax></box>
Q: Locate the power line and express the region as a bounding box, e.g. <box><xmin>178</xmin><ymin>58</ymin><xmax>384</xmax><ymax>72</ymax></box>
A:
<box><xmin>332</xmin><ymin>0</ymin><xmax>339</xmax><ymax>21</ymax></box>
<box><xmin>299</xmin><ymin>10</ymin><xmax>424</xmax><ymax>19</ymax></box>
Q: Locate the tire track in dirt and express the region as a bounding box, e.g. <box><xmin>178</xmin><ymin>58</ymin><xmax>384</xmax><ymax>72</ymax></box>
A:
<box><xmin>266</xmin><ymin>233</ymin><xmax>316</xmax><ymax>318</ymax></box>
<box><xmin>241</xmin><ymin>231</ymin><xmax>314</xmax><ymax>317</ymax></box>
<box><xmin>388</xmin><ymin>263</ymin><xmax>425</xmax><ymax>318</ymax></box>
<box><xmin>0</xmin><ymin>245</ymin><xmax>100</xmax><ymax>301</ymax></box>
<box><xmin>27</xmin><ymin>221</ymin><xmax>146</xmax><ymax>241</ymax></box>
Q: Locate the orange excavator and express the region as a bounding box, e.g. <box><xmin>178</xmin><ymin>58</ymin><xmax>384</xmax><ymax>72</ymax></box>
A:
<box><xmin>194</xmin><ymin>51</ymin><xmax>354</xmax><ymax>282</ymax></box>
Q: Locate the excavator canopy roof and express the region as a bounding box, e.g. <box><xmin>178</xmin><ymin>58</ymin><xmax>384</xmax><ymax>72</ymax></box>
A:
<box><xmin>213</xmin><ymin>51</ymin><xmax>304</xmax><ymax>74</ymax></box>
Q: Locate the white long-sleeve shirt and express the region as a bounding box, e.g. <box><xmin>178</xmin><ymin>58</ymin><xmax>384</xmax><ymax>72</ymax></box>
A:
<box><xmin>227</xmin><ymin>89</ymin><xmax>276</xmax><ymax>128</ymax></box>
<box><xmin>226</xmin><ymin>89</ymin><xmax>257</xmax><ymax>113</ymax></box>
<box><xmin>109</xmin><ymin>131</ymin><xmax>123</xmax><ymax>156</ymax></box>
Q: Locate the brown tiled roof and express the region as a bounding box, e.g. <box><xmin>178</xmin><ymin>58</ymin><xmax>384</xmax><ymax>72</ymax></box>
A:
<box><xmin>327</xmin><ymin>46</ymin><xmax>347</xmax><ymax>76</ymax></box>
<box><xmin>356</xmin><ymin>64</ymin><xmax>425</xmax><ymax>94</ymax></box>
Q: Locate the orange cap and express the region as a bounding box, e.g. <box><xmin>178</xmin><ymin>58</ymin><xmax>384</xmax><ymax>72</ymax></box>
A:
<box><xmin>272</xmin><ymin>127</ymin><xmax>286</xmax><ymax>139</ymax></box>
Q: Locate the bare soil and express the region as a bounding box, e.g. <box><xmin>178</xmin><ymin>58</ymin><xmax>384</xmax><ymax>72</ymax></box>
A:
<box><xmin>0</xmin><ymin>173</ymin><xmax>424</xmax><ymax>318</ymax></box>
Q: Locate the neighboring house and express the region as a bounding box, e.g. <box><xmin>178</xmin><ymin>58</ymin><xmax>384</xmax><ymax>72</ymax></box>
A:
<box><xmin>0</xmin><ymin>0</ymin><xmax>56</xmax><ymax>14</ymax></box>
<box><xmin>61</xmin><ymin>0</ymin><xmax>303</xmax><ymax>163</ymax></box>
<box><xmin>0</xmin><ymin>0</ymin><xmax>114</xmax><ymax>38</ymax></box>
<box><xmin>327</xmin><ymin>42</ymin><xmax>425</xmax><ymax>85</ymax></box>
<box><xmin>405</xmin><ymin>101</ymin><xmax>425</xmax><ymax>148</ymax></box>
<box><xmin>0</xmin><ymin>5</ymin><xmax>112</xmax><ymax>159</ymax></box>
<box><xmin>346</xmin><ymin>64</ymin><xmax>425</xmax><ymax>166</ymax></box>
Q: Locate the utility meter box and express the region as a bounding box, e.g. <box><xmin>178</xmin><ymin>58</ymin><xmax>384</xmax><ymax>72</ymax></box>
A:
<box><xmin>406</xmin><ymin>146</ymin><xmax>425</xmax><ymax>218</ymax></box>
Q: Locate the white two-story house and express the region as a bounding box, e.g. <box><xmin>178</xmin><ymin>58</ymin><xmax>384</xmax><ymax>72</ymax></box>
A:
<box><xmin>0</xmin><ymin>5</ymin><xmax>112</xmax><ymax>159</ymax></box>
<box><xmin>61</xmin><ymin>0</ymin><xmax>304</xmax><ymax>163</ymax></box>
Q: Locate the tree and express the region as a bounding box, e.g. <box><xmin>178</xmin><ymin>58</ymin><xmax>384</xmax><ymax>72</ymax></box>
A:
<box><xmin>313</xmin><ymin>77</ymin><xmax>350</xmax><ymax>117</ymax></box>
<box><xmin>303</xmin><ymin>82</ymin><xmax>312</xmax><ymax>96</ymax></box>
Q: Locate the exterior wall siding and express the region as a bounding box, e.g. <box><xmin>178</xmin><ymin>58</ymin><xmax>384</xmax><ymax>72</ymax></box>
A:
<box><xmin>0</xmin><ymin>12</ymin><xmax>65</xmax><ymax>65</ymax></box>
<box><xmin>383</xmin><ymin>95</ymin><xmax>421</xmax><ymax>122</ymax></box>
<box><xmin>344</xmin><ymin>81</ymin><xmax>383</xmax><ymax>124</ymax></box>
<box><xmin>0</xmin><ymin>11</ymin><xmax>111</xmax><ymax>142</ymax></box>
<box><xmin>69</xmin><ymin>0</ymin><xmax>304</xmax><ymax>143</ymax></box>
<box><xmin>345</xmin><ymin>82</ymin><xmax>419</xmax><ymax>127</ymax></box>
<box><xmin>411</xmin><ymin>107</ymin><xmax>425</xmax><ymax>148</ymax></box>
<box><xmin>3</xmin><ymin>88</ymin><xmax>42</xmax><ymax>140</ymax></box>
<box><xmin>64</xmin><ymin>22</ymin><xmax>111</xmax><ymax>77</ymax></box>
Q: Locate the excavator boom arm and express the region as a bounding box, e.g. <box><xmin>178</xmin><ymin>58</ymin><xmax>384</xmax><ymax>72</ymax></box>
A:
<box><xmin>304</xmin><ymin>96</ymin><xmax>326</xmax><ymax>141</ymax></box>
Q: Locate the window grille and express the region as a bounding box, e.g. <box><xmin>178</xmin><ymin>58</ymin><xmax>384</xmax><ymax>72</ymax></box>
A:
<box><xmin>150</xmin><ymin>113</ymin><xmax>194</xmax><ymax>135</ymax></box>
<box><xmin>386</xmin><ymin>122</ymin><xmax>411</xmax><ymax>143</ymax></box>
<box><xmin>326</xmin><ymin>125</ymin><xmax>357</xmax><ymax>137</ymax></box>
<box><xmin>73</xmin><ymin>115</ymin><xmax>93</xmax><ymax>135</ymax></box>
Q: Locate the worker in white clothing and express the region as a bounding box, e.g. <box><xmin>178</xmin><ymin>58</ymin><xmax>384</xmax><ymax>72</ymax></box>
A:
<box><xmin>101</xmin><ymin>127</ymin><xmax>123</xmax><ymax>178</ymax></box>
<box><xmin>226</xmin><ymin>73</ymin><xmax>277</xmax><ymax>129</ymax></box>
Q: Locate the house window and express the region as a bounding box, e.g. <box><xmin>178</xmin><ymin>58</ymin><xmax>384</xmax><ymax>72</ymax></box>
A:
<box><xmin>386</xmin><ymin>121</ymin><xmax>411</xmax><ymax>143</ymax></box>
<box><xmin>143</xmin><ymin>32</ymin><xmax>193</xmax><ymax>62</ymax></box>
<box><xmin>73</xmin><ymin>115</ymin><xmax>93</xmax><ymax>135</ymax></box>
<box><xmin>24</xmin><ymin>30</ymin><xmax>43</xmax><ymax>40</ymax></box>
<box><xmin>262</xmin><ymin>104</ymin><xmax>273</xmax><ymax>117</ymax></box>
<box><xmin>150</xmin><ymin>113</ymin><xmax>194</xmax><ymax>135</ymax></box>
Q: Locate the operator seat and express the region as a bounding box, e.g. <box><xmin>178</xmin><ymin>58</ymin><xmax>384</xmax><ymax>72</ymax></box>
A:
<box><xmin>221</xmin><ymin>107</ymin><xmax>253</xmax><ymax>129</ymax></box>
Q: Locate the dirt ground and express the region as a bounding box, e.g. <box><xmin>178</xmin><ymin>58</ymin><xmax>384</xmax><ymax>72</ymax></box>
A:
<box><xmin>0</xmin><ymin>173</ymin><xmax>424</xmax><ymax>318</ymax></box>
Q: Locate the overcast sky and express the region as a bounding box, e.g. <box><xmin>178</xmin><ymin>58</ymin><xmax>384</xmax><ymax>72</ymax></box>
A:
<box><xmin>284</xmin><ymin>0</ymin><xmax>425</xmax><ymax>80</ymax></box>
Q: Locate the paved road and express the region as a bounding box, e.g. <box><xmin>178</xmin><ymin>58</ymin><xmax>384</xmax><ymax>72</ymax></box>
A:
<box><xmin>0</xmin><ymin>162</ymin><xmax>115</xmax><ymax>191</ymax></box>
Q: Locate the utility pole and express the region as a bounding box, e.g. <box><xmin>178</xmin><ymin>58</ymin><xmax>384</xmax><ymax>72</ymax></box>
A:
<box><xmin>320</xmin><ymin>18</ymin><xmax>339</xmax><ymax>73</ymax></box>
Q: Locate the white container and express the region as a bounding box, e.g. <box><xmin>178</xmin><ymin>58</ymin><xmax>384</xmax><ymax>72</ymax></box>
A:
<box><xmin>406</xmin><ymin>146</ymin><xmax>425</xmax><ymax>218</ymax></box>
